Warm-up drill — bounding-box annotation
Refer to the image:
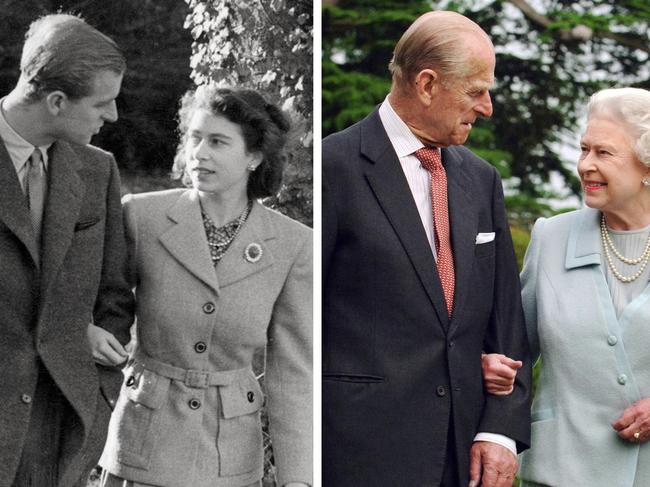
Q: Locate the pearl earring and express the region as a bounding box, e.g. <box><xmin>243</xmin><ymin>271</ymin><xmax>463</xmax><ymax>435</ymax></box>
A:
<box><xmin>643</xmin><ymin>177</ymin><xmax>650</xmax><ymax>187</ymax></box>
<box><xmin>247</xmin><ymin>164</ymin><xmax>257</xmax><ymax>171</ymax></box>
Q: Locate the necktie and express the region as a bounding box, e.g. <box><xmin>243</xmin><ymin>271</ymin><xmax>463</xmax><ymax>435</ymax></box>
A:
<box><xmin>25</xmin><ymin>148</ymin><xmax>46</xmax><ymax>247</ymax></box>
<box><xmin>414</xmin><ymin>147</ymin><xmax>455</xmax><ymax>316</ymax></box>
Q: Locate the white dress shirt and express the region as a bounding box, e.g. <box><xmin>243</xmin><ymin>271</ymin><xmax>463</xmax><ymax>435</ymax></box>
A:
<box><xmin>378</xmin><ymin>97</ymin><xmax>518</xmax><ymax>456</ymax></box>
<box><xmin>0</xmin><ymin>98</ymin><xmax>51</xmax><ymax>193</ymax></box>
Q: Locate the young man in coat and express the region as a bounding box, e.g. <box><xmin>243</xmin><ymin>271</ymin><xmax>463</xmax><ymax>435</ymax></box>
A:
<box><xmin>0</xmin><ymin>14</ymin><xmax>134</xmax><ymax>487</ymax></box>
<box><xmin>322</xmin><ymin>11</ymin><xmax>532</xmax><ymax>487</ymax></box>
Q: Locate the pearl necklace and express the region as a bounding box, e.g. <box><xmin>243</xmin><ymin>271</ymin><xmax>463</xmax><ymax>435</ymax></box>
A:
<box><xmin>600</xmin><ymin>214</ymin><xmax>650</xmax><ymax>283</ymax></box>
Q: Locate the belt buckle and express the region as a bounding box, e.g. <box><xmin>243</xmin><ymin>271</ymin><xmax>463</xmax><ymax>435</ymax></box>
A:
<box><xmin>184</xmin><ymin>369</ymin><xmax>210</xmax><ymax>388</ymax></box>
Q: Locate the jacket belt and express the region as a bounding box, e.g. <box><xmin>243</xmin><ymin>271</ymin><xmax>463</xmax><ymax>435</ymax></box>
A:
<box><xmin>132</xmin><ymin>352</ymin><xmax>250</xmax><ymax>389</ymax></box>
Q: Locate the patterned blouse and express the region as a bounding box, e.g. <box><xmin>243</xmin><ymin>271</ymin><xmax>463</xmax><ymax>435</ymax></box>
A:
<box><xmin>201</xmin><ymin>201</ymin><xmax>252</xmax><ymax>266</ymax></box>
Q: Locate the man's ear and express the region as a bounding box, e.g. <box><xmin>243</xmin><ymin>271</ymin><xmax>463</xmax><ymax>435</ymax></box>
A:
<box><xmin>414</xmin><ymin>68</ymin><xmax>440</xmax><ymax>107</ymax></box>
<box><xmin>45</xmin><ymin>91</ymin><xmax>68</xmax><ymax>116</ymax></box>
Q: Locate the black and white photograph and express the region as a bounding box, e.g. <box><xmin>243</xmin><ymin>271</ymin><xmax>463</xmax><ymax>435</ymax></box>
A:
<box><xmin>0</xmin><ymin>1</ymin><xmax>312</xmax><ymax>486</ymax></box>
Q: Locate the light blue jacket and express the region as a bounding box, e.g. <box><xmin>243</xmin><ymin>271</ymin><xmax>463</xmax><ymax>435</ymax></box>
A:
<box><xmin>519</xmin><ymin>208</ymin><xmax>650</xmax><ymax>487</ymax></box>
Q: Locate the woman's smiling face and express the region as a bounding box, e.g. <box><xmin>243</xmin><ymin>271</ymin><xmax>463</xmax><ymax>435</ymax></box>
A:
<box><xmin>578</xmin><ymin>117</ymin><xmax>650</xmax><ymax>218</ymax></box>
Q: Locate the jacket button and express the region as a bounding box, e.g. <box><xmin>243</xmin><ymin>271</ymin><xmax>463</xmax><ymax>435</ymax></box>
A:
<box><xmin>247</xmin><ymin>391</ymin><xmax>255</xmax><ymax>403</ymax></box>
<box><xmin>194</xmin><ymin>341</ymin><xmax>207</xmax><ymax>353</ymax></box>
<box><xmin>189</xmin><ymin>398</ymin><xmax>202</xmax><ymax>410</ymax></box>
<box><xmin>618</xmin><ymin>374</ymin><xmax>627</xmax><ymax>385</ymax></box>
<box><xmin>126</xmin><ymin>376</ymin><xmax>136</xmax><ymax>387</ymax></box>
<box><xmin>436</xmin><ymin>386</ymin><xmax>446</xmax><ymax>397</ymax></box>
<box><xmin>607</xmin><ymin>335</ymin><xmax>618</xmax><ymax>346</ymax></box>
<box><xmin>21</xmin><ymin>394</ymin><xmax>32</xmax><ymax>404</ymax></box>
<box><xmin>202</xmin><ymin>302</ymin><xmax>215</xmax><ymax>314</ymax></box>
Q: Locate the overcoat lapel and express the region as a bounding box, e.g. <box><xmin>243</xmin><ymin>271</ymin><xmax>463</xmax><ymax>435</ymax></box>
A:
<box><xmin>360</xmin><ymin>111</ymin><xmax>450</xmax><ymax>330</ymax></box>
<box><xmin>0</xmin><ymin>141</ymin><xmax>39</xmax><ymax>265</ymax></box>
<box><xmin>40</xmin><ymin>141</ymin><xmax>85</xmax><ymax>293</ymax></box>
<box><xmin>216</xmin><ymin>200</ymin><xmax>275</xmax><ymax>289</ymax></box>
<box><xmin>159</xmin><ymin>189</ymin><xmax>221</xmax><ymax>295</ymax></box>
<box><xmin>443</xmin><ymin>147</ymin><xmax>478</xmax><ymax>331</ymax></box>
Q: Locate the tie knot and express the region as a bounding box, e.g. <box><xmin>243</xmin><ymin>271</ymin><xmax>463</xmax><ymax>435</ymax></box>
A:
<box><xmin>29</xmin><ymin>148</ymin><xmax>42</xmax><ymax>168</ymax></box>
<box><xmin>414</xmin><ymin>147</ymin><xmax>442</xmax><ymax>172</ymax></box>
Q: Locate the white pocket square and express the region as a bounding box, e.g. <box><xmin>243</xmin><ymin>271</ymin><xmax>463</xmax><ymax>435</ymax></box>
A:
<box><xmin>475</xmin><ymin>232</ymin><xmax>495</xmax><ymax>244</ymax></box>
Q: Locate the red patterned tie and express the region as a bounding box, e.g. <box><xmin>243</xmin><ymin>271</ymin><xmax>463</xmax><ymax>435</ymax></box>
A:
<box><xmin>415</xmin><ymin>147</ymin><xmax>455</xmax><ymax>316</ymax></box>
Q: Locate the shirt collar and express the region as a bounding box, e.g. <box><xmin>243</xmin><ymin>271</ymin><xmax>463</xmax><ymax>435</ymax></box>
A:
<box><xmin>378</xmin><ymin>96</ymin><xmax>438</xmax><ymax>159</ymax></box>
<box><xmin>0</xmin><ymin>97</ymin><xmax>51</xmax><ymax>172</ymax></box>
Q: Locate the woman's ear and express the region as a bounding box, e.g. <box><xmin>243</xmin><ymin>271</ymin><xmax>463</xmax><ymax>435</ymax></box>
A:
<box><xmin>248</xmin><ymin>152</ymin><xmax>263</xmax><ymax>171</ymax></box>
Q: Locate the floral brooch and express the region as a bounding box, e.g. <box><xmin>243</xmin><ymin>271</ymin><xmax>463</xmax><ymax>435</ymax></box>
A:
<box><xmin>244</xmin><ymin>242</ymin><xmax>263</xmax><ymax>263</ymax></box>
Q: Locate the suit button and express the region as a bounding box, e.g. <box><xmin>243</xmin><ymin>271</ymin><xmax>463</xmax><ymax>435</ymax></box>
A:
<box><xmin>202</xmin><ymin>302</ymin><xmax>215</xmax><ymax>314</ymax></box>
<box><xmin>194</xmin><ymin>341</ymin><xmax>207</xmax><ymax>353</ymax></box>
<box><xmin>436</xmin><ymin>386</ymin><xmax>446</xmax><ymax>397</ymax></box>
<box><xmin>21</xmin><ymin>394</ymin><xmax>32</xmax><ymax>404</ymax></box>
<box><xmin>618</xmin><ymin>374</ymin><xmax>628</xmax><ymax>385</ymax></box>
<box><xmin>607</xmin><ymin>335</ymin><xmax>618</xmax><ymax>346</ymax></box>
<box><xmin>448</xmin><ymin>341</ymin><xmax>455</xmax><ymax>348</ymax></box>
<box><xmin>126</xmin><ymin>376</ymin><xmax>136</xmax><ymax>387</ymax></box>
<box><xmin>189</xmin><ymin>398</ymin><xmax>202</xmax><ymax>410</ymax></box>
<box><xmin>247</xmin><ymin>391</ymin><xmax>255</xmax><ymax>403</ymax></box>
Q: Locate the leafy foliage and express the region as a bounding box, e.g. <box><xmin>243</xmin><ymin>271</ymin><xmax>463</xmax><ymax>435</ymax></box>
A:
<box><xmin>185</xmin><ymin>0</ymin><xmax>313</xmax><ymax>226</ymax></box>
<box><xmin>323</xmin><ymin>0</ymin><xmax>650</xmax><ymax>226</ymax></box>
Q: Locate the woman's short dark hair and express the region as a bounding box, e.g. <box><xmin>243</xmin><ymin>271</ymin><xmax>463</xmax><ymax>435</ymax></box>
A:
<box><xmin>172</xmin><ymin>85</ymin><xmax>291</xmax><ymax>199</ymax></box>
<box><xmin>20</xmin><ymin>14</ymin><xmax>126</xmax><ymax>102</ymax></box>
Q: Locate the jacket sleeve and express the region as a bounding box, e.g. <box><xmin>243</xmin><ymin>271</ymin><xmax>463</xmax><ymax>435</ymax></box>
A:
<box><xmin>92</xmin><ymin>157</ymin><xmax>135</xmax><ymax>403</ymax></box>
<box><xmin>478</xmin><ymin>167</ymin><xmax>533</xmax><ymax>453</ymax></box>
<box><xmin>265</xmin><ymin>230</ymin><xmax>313</xmax><ymax>486</ymax></box>
<box><xmin>520</xmin><ymin>217</ymin><xmax>547</xmax><ymax>363</ymax></box>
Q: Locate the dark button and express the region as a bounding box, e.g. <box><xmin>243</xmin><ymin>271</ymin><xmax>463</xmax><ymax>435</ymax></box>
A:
<box><xmin>189</xmin><ymin>398</ymin><xmax>202</xmax><ymax>410</ymax></box>
<box><xmin>21</xmin><ymin>394</ymin><xmax>32</xmax><ymax>404</ymax></box>
<box><xmin>126</xmin><ymin>376</ymin><xmax>136</xmax><ymax>387</ymax></box>
<box><xmin>436</xmin><ymin>385</ymin><xmax>446</xmax><ymax>397</ymax></box>
<box><xmin>202</xmin><ymin>302</ymin><xmax>215</xmax><ymax>314</ymax></box>
<box><xmin>194</xmin><ymin>341</ymin><xmax>207</xmax><ymax>353</ymax></box>
<box><xmin>448</xmin><ymin>341</ymin><xmax>455</xmax><ymax>348</ymax></box>
<box><xmin>247</xmin><ymin>391</ymin><xmax>255</xmax><ymax>403</ymax></box>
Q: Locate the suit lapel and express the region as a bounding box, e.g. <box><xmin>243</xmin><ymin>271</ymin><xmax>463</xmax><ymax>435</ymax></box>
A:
<box><xmin>443</xmin><ymin>147</ymin><xmax>478</xmax><ymax>330</ymax></box>
<box><xmin>216</xmin><ymin>200</ymin><xmax>275</xmax><ymax>289</ymax></box>
<box><xmin>361</xmin><ymin>110</ymin><xmax>450</xmax><ymax>330</ymax></box>
<box><xmin>40</xmin><ymin>141</ymin><xmax>85</xmax><ymax>290</ymax></box>
<box><xmin>159</xmin><ymin>189</ymin><xmax>221</xmax><ymax>295</ymax></box>
<box><xmin>0</xmin><ymin>141</ymin><xmax>40</xmax><ymax>265</ymax></box>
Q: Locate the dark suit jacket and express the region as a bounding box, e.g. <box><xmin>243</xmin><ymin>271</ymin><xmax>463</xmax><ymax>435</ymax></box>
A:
<box><xmin>322</xmin><ymin>108</ymin><xmax>532</xmax><ymax>486</ymax></box>
<box><xmin>0</xmin><ymin>140</ymin><xmax>134</xmax><ymax>487</ymax></box>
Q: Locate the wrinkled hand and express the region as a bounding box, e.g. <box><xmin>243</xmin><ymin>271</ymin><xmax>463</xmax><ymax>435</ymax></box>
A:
<box><xmin>87</xmin><ymin>324</ymin><xmax>128</xmax><ymax>366</ymax></box>
<box><xmin>612</xmin><ymin>398</ymin><xmax>650</xmax><ymax>443</ymax></box>
<box><xmin>469</xmin><ymin>441</ymin><xmax>518</xmax><ymax>487</ymax></box>
<box><xmin>481</xmin><ymin>353</ymin><xmax>522</xmax><ymax>396</ymax></box>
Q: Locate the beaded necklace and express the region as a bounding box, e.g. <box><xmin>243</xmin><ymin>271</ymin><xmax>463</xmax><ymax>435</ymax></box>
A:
<box><xmin>202</xmin><ymin>200</ymin><xmax>252</xmax><ymax>266</ymax></box>
<box><xmin>600</xmin><ymin>213</ymin><xmax>650</xmax><ymax>283</ymax></box>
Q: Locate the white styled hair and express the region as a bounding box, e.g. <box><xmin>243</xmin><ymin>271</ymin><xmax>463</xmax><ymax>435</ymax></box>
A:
<box><xmin>587</xmin><ymin>87</ymin><xmax>650</xmax><ymax>167</ymax></box>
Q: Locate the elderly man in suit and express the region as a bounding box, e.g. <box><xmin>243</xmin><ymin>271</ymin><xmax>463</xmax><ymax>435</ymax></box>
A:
<box><xmin>322</xmin><ymin>10</ymin><xmax>532</xmax><ymax>487</ymax></box>
<box><xmin>0</xmin><ymin>14</ymin><xmax>133</xmax><ymax>487</ymax></box>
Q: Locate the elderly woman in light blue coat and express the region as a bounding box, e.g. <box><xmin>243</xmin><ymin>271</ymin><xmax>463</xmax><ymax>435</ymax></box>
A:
<box><xmin>483</xmin><ymin>87</ymin><xmax>650</xmax><ymax>486</ymax></box>
<box><xmin>94</xmin><ymin>86</ymin><xmax>312</xmax><ymax>487</ymax></box>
